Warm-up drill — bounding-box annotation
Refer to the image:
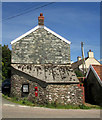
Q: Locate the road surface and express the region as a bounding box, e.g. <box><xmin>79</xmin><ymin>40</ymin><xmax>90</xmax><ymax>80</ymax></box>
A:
<box><xmin>2</xmin><ymin>95</ymin><xmax>101</xmax><ymax>118</ymax></box>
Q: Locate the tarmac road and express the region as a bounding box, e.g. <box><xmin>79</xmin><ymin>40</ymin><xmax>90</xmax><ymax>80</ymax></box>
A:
<box><xmin>2</xmin><ymin>96</ymin><xmax>101</xmax><ymax>119</ymax></box>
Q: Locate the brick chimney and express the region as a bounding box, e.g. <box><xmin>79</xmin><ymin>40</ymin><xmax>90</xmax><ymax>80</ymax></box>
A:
<box><xmin>88</xmin><ymin>50</ymin><xmax>94</xmax><ymax>58</ymax></box>
<box><xmin>38</xmin><ymin>13</ymin><xmax>44</xmax><ymax>26</ymax></box>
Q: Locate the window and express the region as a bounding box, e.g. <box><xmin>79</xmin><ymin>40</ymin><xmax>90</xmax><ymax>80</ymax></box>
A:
<box><xmin>22</xmin><ymin>84</ymin><xmax>29</xmax><ymax>93</ymax></box>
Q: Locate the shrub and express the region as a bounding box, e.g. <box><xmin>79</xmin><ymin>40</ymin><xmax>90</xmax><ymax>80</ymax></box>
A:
<box><xmin>79</xmin><ymin>104</ymin><xmax>90</xmax><ymax>109</ymax></box>
<box><xmin>75</xmin><ymin>70</ymin><xmax>84</xmax><ymax>77</ymax></box>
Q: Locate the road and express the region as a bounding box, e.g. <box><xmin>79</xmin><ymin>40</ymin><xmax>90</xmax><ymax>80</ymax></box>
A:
<box><xmin>2</xmin><ymin>95</ymin><xmax>101</xmax><ymax>118</ymax></box>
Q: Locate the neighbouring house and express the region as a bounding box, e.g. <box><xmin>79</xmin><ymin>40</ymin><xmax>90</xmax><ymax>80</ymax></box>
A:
<box><xmin>85</xmin><ymin>65</ymin><xmax>102</xmax><ymax>105</ymax></box>
<box><xmin>10</xmin><ymin>13</ymin><xmax>84</xmax><ymax>105</ymax></box>
<box><xmin>71</xmin><ymin>50</ymin><xmax>101</xmax><ymax>74</ymax></box>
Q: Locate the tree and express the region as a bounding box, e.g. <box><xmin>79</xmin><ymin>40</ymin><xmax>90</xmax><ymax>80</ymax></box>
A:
<box><xmin>2</xmin><ymin>45</ymin><xmax>11</xmax><ymax>81</ymax></box>
<box><xmin>0</xmin><ymin>44</ymin><xmax>2</xmax><ymax>84</ymax></box>
<box><xmin>75</xmin><ymin>70</ymin><xmax>84</xmax><ymax>77</ymax></box>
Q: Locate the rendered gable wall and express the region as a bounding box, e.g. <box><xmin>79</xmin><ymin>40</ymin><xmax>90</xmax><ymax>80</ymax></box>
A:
<box><xmin>79</xmin><ymin>58</ymin><xmax>100</xmax><ymax>71</ymax></box>
<box><xmin>12</xmin><ymin>28</ymin><xmax>70</xmax><ymax>64</ymax></box>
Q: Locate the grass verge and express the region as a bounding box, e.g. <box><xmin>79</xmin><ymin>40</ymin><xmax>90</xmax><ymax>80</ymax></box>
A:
<box><xmin>2</xmin><ymin>94</ymin><xmax>35</xmax><ymax>106</ymax></box>
<box><xmin>2</xmin><ymin>94</ymin><xmax>101</xmax><ymax>109</ymax></box>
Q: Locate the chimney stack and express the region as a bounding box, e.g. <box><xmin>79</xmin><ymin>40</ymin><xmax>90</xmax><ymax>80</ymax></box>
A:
<box><xmin>77</xmin><ymin>56</ymin><xmax>81</xmax><ymax>61</ymax></box>
<box><xmin>38</xmin><ymin>13</ymin><xmax>44</xmax><ymax>26</ymax></box>
<box><xmin>88</xmin><ymin>50</ymin><xmax>94</xmax><ymax>58</ymax></box>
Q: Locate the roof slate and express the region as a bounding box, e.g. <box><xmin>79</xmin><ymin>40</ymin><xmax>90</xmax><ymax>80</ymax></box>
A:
<box><xmin>11</xmin><ymin>64</ymin><xmax>79</xmax><ymax>83</ymax></box>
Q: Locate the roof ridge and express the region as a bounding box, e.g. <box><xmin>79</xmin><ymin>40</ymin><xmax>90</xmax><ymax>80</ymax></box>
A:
<box><xmin>11</xmin><ymin>25</ymin><xmax>71</xmax><ymax>45</ymax></box>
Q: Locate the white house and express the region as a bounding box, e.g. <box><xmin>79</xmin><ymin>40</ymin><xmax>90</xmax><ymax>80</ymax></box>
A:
<box><xmin>72</xmin><ymin>50</ymin><xmax>101</xmax><ymax>73</ymax></box>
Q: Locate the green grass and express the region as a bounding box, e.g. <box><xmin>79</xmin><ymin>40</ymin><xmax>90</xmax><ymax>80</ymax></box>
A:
<box><xmin>44</xmin><ymin>102</ymin><xmax>90</xmax><ymax>109</ymax></box>
<box><xmin>38</xmin><ymin>102</ymin><xmax>101</xmax><ymax>109</ymax></box>
<box><xmin>84</xmin><ymin>103</ymin><xmax>101</xmax><ymax>109</ymax></box>
<box><xmin>2</xmin><ymin>94</ymin><xmax>35</xmax><ymax>106</ymax></box>
<box><xmin>2</xmin><ymin>94</ymin><xmax>101</xmax><ymax>109</ymax></box>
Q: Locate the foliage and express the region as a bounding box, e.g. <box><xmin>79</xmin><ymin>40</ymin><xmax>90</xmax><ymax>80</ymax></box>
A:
<box><xmin>75</xmin><ymin>70</ymin><xmax>84</xmax><ymax>77</ymax></box>
<box><xmin>2</xmin><ymin>45</ymin><xmax>11</xmax><ymax>81</ymax></box>
<box><xmin>0</xmin><ymin>45</ymin><xmax>2</xmax><ymax>84</ymax></box>
<box><xmin>78</xmin><ymin>104</ymin><xmax>90</xmax><ymax>109</ymax></box>
<box><xmin>45</xmin><ymin>102</ymin><xmax>91</xmax><ymax>109</ymax></box>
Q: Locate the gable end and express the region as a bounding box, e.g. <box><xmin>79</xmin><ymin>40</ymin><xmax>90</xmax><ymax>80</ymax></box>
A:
<box><xmin>11</xmin><ymin>25</ymin><xmax>71</xmax><ymax>45</ymax></box>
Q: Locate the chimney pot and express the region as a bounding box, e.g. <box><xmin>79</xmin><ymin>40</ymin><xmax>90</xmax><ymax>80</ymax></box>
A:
<box><xmin>40</xmin><ymin>13</ymin><xmax>43</xmax><ymax>16</ymax></box>
<box><xmin>38</xmin><ymin>13</ymin><xmax>44</xmax><ymax>26</ymax></box>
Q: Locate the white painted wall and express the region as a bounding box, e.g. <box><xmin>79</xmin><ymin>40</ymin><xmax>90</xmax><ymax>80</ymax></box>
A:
<box><xmin>79</xmin><ymin>58</ymin><xmax>101</xmax><ymax>71</ymax></box>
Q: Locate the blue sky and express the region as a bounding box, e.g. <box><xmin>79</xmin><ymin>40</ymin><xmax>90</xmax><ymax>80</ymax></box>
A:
<box><xmin>2</xmin><ymin>2</ymin><xmax>100</xmax><ymax>62</ymax></box>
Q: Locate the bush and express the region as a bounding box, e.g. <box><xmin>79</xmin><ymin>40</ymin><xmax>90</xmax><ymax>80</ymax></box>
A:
<box><xmin>2</xmin><ymin>45</ymin><xmax>11</xmax><ymax>82</ymax></box>
<box><xmin>79</xmin><ymin>104</ymin><xmax>90</xmax><ymax>109</ymax></box>
<box><xmin>75</xmin><ymin>70</ymin><xmax>84</xmax><ymax>77</ymax></box>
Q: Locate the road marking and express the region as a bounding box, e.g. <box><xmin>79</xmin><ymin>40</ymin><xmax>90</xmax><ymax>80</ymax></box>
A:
<box><xmin>3</xmin><ymin>104</ymin><xmax>31</xmax><ymax>108</ymax></box>
<box><xmin>18</xmin><ymin>105</ymin><xmax>30</xmax><ymax>108</ymax></box>
<box><xmin>3</xmin><ymin>104</ymin><xmax>48</xmax><ymax>110</ymax></box>
<box><xmin>3</xmin><ymin>104</ymin><xmax>15</xmax><ymax>107</ymax></box>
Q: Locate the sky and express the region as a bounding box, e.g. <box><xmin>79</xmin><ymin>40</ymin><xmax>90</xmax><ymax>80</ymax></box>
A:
<box><xmin>2</xmin><ymin>2</ymin><xmax>100</xmax><ymax>62</ymax></box>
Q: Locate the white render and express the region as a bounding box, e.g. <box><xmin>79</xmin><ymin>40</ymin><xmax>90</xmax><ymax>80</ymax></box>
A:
<box><xmin>88</xmin><ymin>51</ymin><xmax>94</xmax><ymax>58</ymax></box>
<box><xmin>79</xmin><ymin>57</ymin><xmax>101</xmax><ymax>71</ymax></box>
<box><xmin>77</xmin><ymin>56</ymin><xmax>81</xmax><ymax>61</ymax></box>
<box><xmin>79</xmin><ymin>51</ymin><xmax>101</xmax><ymax>72</ymax></box>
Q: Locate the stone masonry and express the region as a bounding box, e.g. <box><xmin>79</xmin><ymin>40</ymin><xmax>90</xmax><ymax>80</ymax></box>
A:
<box><xmin>12</xmin><ymin>28</ymin><xmax>70</xmax><ymax>64</ymax></box>
<box><xmin>11</xmin><ymin>13</ymin><xmax>84</xmax><ymax>105</ymax></box>
<box><xmin>11</xmin><ymin>66</ymin><xmax>84</xmax><ymax>105</ymax></box>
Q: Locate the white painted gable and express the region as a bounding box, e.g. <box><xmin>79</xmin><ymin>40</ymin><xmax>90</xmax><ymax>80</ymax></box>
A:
<box><xmin>11</xmin><ymin>25</ymin><xmax>71</xmax><ymax>45</ymax></box>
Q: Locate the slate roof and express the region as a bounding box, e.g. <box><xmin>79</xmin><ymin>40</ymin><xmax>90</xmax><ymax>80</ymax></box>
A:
<box><xmin>11</xmin><ymin>64</ymin><xmax>79</xmax><ymax>83</ymax></box>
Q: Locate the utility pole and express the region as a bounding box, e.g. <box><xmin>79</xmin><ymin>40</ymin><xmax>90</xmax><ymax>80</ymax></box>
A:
<box><xmin>81</xmin><ymin>42</ymin><xmax>87</xmax><ymax>75</ymax></box>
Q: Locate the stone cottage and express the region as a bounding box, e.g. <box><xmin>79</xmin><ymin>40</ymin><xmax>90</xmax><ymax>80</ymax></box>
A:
<box><xmin>10</xmin><ymin>13</ymin><xmax>84</xmax><ymax>105</ymax></box>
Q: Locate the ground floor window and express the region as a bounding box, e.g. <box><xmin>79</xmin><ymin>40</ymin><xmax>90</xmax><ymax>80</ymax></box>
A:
<box><xmin>22</xmin><ymin>84</ymin><xmax>29</xmax><ymax>93</ymax></box>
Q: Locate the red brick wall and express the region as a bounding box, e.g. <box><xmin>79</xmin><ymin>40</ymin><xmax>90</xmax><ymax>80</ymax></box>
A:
<box><xmin>77</xmin><ymin>84</ymin><xmax>85</xmax><ymax>104</ymax></box>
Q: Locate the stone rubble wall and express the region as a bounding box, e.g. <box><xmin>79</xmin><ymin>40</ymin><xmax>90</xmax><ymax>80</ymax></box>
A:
<box><xmin>46</xmin><ymin>84</ymin><xmax>84</xmax><ymax>105</ymax></box>
<box><xmin>12</xmin><ymin>28</ymin><xmax>70</xmax><ymax>64</ymax></box>
<box><xmin>11</xmin><ymin>64</ymin><xmax>79</xmax><ymax>83</ymax></box>
<box><xmin>11</xmin><ymin>68</ymin><xmax>48</xmax><ymax>104</ymax></box>
<box><xmin>11</xmin><ymin>68</ymin><xmax>84</xmax><ymax>105</ymax></box>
